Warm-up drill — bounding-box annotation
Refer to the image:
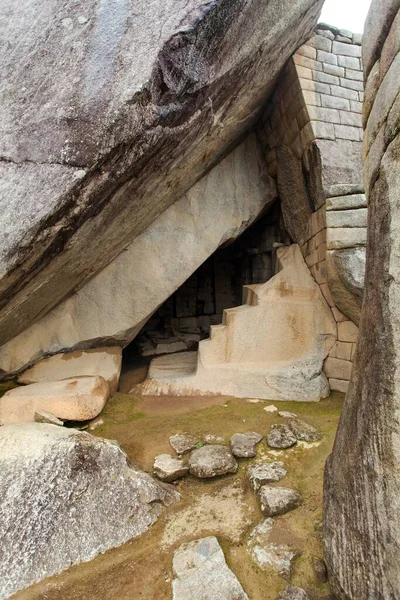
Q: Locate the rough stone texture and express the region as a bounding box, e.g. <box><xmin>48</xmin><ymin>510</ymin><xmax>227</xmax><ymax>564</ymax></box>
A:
<box><xmin>259</xmin><ymin>486</ymin><xmax>302</xmax><ymax>517</ymax></box>
<box><xmin>326</xmin><ymin>247</ymin><xmax>365</xmax><ymax>325</ymax></box>
<box><xmin>312</xmin><ymin>556</ymin><xmax>328</xmax><ymax>583</ymax></box>
<box><xmin>247</xmin><ymin>519</ymin><xmax>299</xmax><ymax>580</ymax></box>
<box><xmin>34</xmin><ymin>409</ymin><xmax>64</xmax><ymax>427</ymax></box>
<box><xmin>267</xmin><ymin>424</ymin><xmax>298</xmax><ymax>449</ymax></box>
<box><xmin>0</xmin><ymin>376</ymin><xmax>109</xmax><ymax>424</ymax></box>
<box><xmin>0</xmin><ymin>134</ymin><xmax>276</xmax><ymax>378</ymax></box>
<box><xmin>248</xmin><ymin>462</ymin><xmax>287</xmax><ymax>491</ymax></box>
<box><xmin>189</xmin><ymin>445</ymin><xmax>238</xmax><ymax>478</ymax></box>
<box><xmin>275</xmin><ymin>586</ymin><xmax>310</xmax><ymax>600</ymax></box>
<box><xmin>170</xmin><ymin>433</ymin><xmax>201</xmax><ymax>455</ymax></box>
<box><xmin>230</xmin><ymin>432</ymin><xmax>262</xmax><ymax>458</ymax></box>
<box><xmin>0</xmin><ymin>0</ymin><xmax>324</xmax><ymax>347</ymax></box>
<box><xmin>138</xmin><ymin>245</ymin><xmax>336</xmax><ymax>401</ymax></box>
<box><xmin>287</xmin><ymin>418</ymin><xmax>322</xmax><ymax>442</ymax></box>
<box><xmin>172</xmin><ymin>536</ymin><xmax>248</xmax><ymax>600</ymax></box>
<box><xmin>153</xmin><ymin>454</ymin><xmax>189</xmax><ymax>483</ymax></box>
<box><xmin>17</xmin><ymin>347</ymin><xmax>122</xmax><ymax>394</ymax></box>
<box><xmin>0</xmin><ymin>424</ymin><xmax>179</xmax><ymax>600</ymax></box>
<box><xmin>324</xmin><ymin>3</ymin><xmax>400</xmax><ymax>598</ymax></box>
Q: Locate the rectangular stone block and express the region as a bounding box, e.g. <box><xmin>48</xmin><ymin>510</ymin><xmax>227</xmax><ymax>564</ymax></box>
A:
<box><xmin>338</xmin><ymin>321</ymin><xmax>359</xmax><ymax>343</ymax></box>
<box><xmin>333</xmin><ymin>41</ymin><xmax>362</xmax><ymax>57</ymax></box>
<box><xmin>340</xmin><ymin>110</ymin><xmax>363</xmax><ymax>127</ymax></box>
<box><xmin>330</xmin><ymin>85</ymin><xmax>359</xmax><ymax>101</ymax></box>
<box><xmin>293</xmin><ymin>54</ymin><xmax>322</xmax><ymax>71</ymax></box>
<box><xmin>308</xmin><ymin>34</ymin><xmax>333</xmax><ymax>52</ymax></box>
<box><xmin>317</xmin><ymin>50</ymin><xmax>338</xmax><ymax>65</ymax></box>
<box><xmin>334</xmin><ymin>124</ymin><xmax>361</xmax><ymax>141</ymax></box>
<box><xmin>302</xmin><ymin>90</ymin><xmax>321</xmax><ymax>106</ymax></box>
<box><xmin>311</xmin><ymin>120</ymin><xmax>335</xmax><ymax>140</ymax></box>
<box><xmin>329</xmin><ymin>378</ymin><xmax>350</xmax><ymax>393</ymax></box>
<box><xmin>326</xmin><ymin>208</ymin><xmax>368</xmax><ymax>228</ymax></box>
<box><xmin>345</xmin><ymin>68</ymin><xmax>363</xmax><ymax>81</ymax></box>
<box><xmin>338</xmin><ymin>55</ymin><xmax>361</xmax><ymax>70</ymax></box>
<box><xmin>324</xmin><ymin>357</ymin><xmax>353</xmax><ymax>380</ymax></box>
<box><xmin>320</xmin><ymin>283</ymin><xmax>335</xmax><ymax>308</ymax></box>
<box><xmin>308</xmin><ymin>105</ymin><xmax>341</xmax><ymax>124</ymax></box>
<box><xmin>306</xmin><ymin>248</ymin><xmax>319</xmax><ymax>268</ymax></box>
<box><xmin>296</xmin><ymin>45</ymin><xmax>317</xmax><ymax>60</ymax></box>
<box><xmin>340</xmin><ymin>78</ymin><xmax>364</xmax><ymax>92</ymax></box>
<box><xmin>325</xmin><ymin>183</ymin><xmax>365</xmax><ymax>198</ymax></box>
<box><xmin>300</xmin><ymin>78</ymin><xmax>331</xmax><ymax>94</ymax></box>
<box><xmin>314</xmin><ymin>71</ymin><xmax>340</xmax><ymax>85</ymax></box>
<box><xmin>329</xmin><ymin>341</ymin><xmax>353</xmax><ymax>360</ymax></box>
<box><xmin>326</xmin><ymin>227</ymin><xmax>367</xmax><ymax>250</ymax></box>
<box><xmin>350</xmin><ymin>100</ymin><xmax>363</xmax><ymax>113</ymax></box>
<box><xmin>331</xmin><ymin>307</ymin><xmax>351</xmax><ymax>322</ymax></box>
<box><xmin>326</xmin><ymin>194</ymin><xmax>367</xmax><ymax>211</ymax></box>
<box><xmin>321</xmin><ymin>94</ymin><xmax>350</xmax><ymax>110</ymax></box>
<box><xmin>296</xmin><ymin>65</ymin><xmax>313</xmax><ymax>80</ymax></box>
<box><xmin>323</xmin><ymin>63</ymin><xmax>345</xmax><ymax>77</ymax></box>
<box><xmin>318</xmin><ymin>242</ymin><xmax>327</xmax><ymax>262</ymax></box>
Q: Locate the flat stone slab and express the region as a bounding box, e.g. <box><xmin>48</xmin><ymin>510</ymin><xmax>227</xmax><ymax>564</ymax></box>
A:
<box><xmin>230</xmin><ymin>432</ymin><xmax>262</xmax><ymax>458</ymax></box>
<box><xmin>248</xmin><ymin>461</ymin><xmax>287</xmax><ymax>491</ymax></box>
<box><xmin>267</xmin><ymin>424</ymin><xmax>297</xmax><ymax>449</ymax></box>
<box><xmin>172</xmin><ymin>536</ymin><xmax>248</xmax><ymax>600</ymax></box>
<box><xmin>287</xmin><ymin>418</ymin><xmax>322</xmax><ymax>442</ymax></box>
<box><xmin>275</xmin><ymin>586</ymin><xmax>310</xmax><ymax>600</ymax></box>
<box><xmin>247</xmin><ymin>519</ymin><xmax>299</xmax><ymax>580</ymax></box>
<box><xmin>189</xmin><ymin>445</ymin><xmax>238</xmax><ymax>478</ymax></box>
<box><xmin>153</xmin><ymin>454</ymin><xmax>189</xmax><ymax>483</ymax></box>
<box><xmin>259</xmin><ymin>486</ymin><xmax>302</xmax><ymax>517</ymax></box>
<box><xmin>34</xmin><ymin>409</ymin><xmax>63</xmax><ymax>427</ymax></box>
<box><xmin>0</xmin><ymin>376</ymin><xmax>110</xmax><ymax>424</ymax></box>
<box><xmin>170</xmin><ymin>433</ymin><xmax>201</xmax><ymax>455</ymax></box>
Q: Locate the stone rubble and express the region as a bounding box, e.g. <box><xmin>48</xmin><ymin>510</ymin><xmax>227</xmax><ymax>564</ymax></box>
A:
<box><xmin>189</xmin><ymin>445</ymin><xmax>238</xmax><ymax>479</ymax></box>
<box><xmin>267</xmin><ymin>424</ymin><xmax>298</xmax><ymax>449</ymax></box>
<box><xmin>247</xmin><ymin>519</ymin><xmax>299</xmax><ymax>580</ymax></box>
<box><xmin>230</xmin><ymin>432</ymin><xmax>263</xmax><ymax>458</ymax></box>
<box><xmin>153</xmin><ymin>454</ymin><xmax>189</xmax><ymax>483</ymax></box>
<box><xmin>259</xmin><ymin>486</ymin><xmax>302</xmax><ymax>517</ymax></box>
<box><xmin>247</xmin><ymin>462</ymin><xmax>287</xmax><ymax>492</ymax></box>
<box><xmin>169</xmin><ymin>433</ymin><xmax>201</xmax><ymax>455</ymax></box>
<box><xmin>287</xmin><ymin>418</ymin><xmax>322</xmax><ymax>442</ymax></box>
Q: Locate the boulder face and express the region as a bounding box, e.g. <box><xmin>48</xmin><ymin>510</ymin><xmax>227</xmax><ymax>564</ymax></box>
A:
<box><xmin>0</xmin><ymin>424</ymin><xmax>179</xmax><ymax>600</ymax></box>
<box><xmin>0</xmin><ymin>0</ymin><xmax>324</xmax><ymax>347</ymax></box>
<box><xmin>324</xmin><ymin>2</ymin><xmax>400</xmax><ymax>598</ymax></box>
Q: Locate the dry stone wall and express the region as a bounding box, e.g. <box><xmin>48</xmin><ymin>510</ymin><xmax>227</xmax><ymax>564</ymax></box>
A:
<box><xmin>257</xmin><ymin>25</ymin><xmax>366</xmax><ymax>394</ymax></box>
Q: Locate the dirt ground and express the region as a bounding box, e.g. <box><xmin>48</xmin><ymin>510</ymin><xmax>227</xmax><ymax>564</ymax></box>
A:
<box><xmin>9</xmin><ymin>371</ymin><xmax>343</xmax><ymax>600</ymax></box>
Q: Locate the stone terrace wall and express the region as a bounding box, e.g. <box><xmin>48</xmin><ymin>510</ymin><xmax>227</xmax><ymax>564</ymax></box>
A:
<box><xmin>257</xmin><ymin>25</ymin><xmax>366</xmax><ymax>394</ymax></box>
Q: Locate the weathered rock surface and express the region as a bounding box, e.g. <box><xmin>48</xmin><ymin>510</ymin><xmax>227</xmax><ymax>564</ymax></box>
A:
<box><xmin>0</xmin><ymin>424</ymin><xmax>179</xmax><ymax>600</ymax></box>
<box><xmin>17</xmin><ymin>347</ymin><xmax>122</xmax><ymax>394</ymax></box>
<box><xmin>230</xmin><ymin>432</ymin><xmax>262</xmax><ymax>458</ymax></box>
<box><xmin>324</xmin><ymin>3</ymin><xmax>400</xmax><ymax>598</ymax></box>
<box><xmin>312</xmin><ymin>556</ymin><xmax>328</xmax><ymax>583</ymax></box>
<box><xmin>189</xmin><ymin>445</ymin><xmax>238</xmax><ymax>478</ymax></box>
<box><xmin>172</xmin><ymin>536</ymin><xmax>248</xmax><ymax>600</ymax></box>
<box><xmin>153</xmin><ymin>454</ymin><xmax>189</xmax><ymax>483</ymax></box>
<box><xmin>0</xmin><ymin>0</ymin><xmax>324</xmax><ymax>347</ymax></box>
<box><xmin>287</xmin><ymin>418</ymin><xmax>322</xmax><ymax>442</ymax></box>
<box><xmin>0</xmin><ymin>376</ymin><xmax>109</xmax><ymax>424</ymax></box>
<box><xmin>248</xmin><ymin>462</ymin><xmax>287</xmax><ymax>491</ymax></box>
<box><xmin>267</xmin><ymin>424</ymin><xmax>298</xmax><ymax>449</ymax></box>
<box><xmin>259</xmin><ymin>486</ymin><xmax>302</xmax><ymax>517</ymax></box>
<box><xmin>247</xmin><ymin>519</ymin><xmax>299</xmax><ymax>580</ymax></box>
<box><xmin>275</xmin><ymin>586</ymin><xmax>310</xmax><ymax>600</ymax></box>
<box><xmin>170</xmin><ymin>433</ymin><xmax>201</xmax><ymax>455</ymax></box>
<box><xmin>326</xmin><ymin>247</ymin><xmax>365</xmax><ymax>325</ymax></box>
<box><xmin>34</xmin><ymin>409</ymin><xmax>64</xmax><ymax>427</ymax></box>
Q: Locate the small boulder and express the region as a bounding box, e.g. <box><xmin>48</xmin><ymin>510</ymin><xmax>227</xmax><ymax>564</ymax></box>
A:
<box><xmin>154</xmin><ymin>454</ymin><xmax>189</xmax><ymax>483</ymax></box>
<box><xmin>278</xmin><ymin>411</ymin><xmax>297</xmax><ymax>418</ymax></box>
<box><xmin>287</xmin><ymin>418</ymin><xmax>322</xmax><ymax>442</ymax></box>
<box><xmin>203</xmin><ymin>434</ymin><xmax>225</xmax><ymax>445</ymax></box>
<box><xmin>189</xmin><ymin>445</ymin><xmax>238</xmax><ymax>478</ymax></box>
<box><xmin>88</xmin><ymin>417</ymin><xmax>105</xmax><ymax>431</ymax></box>
<box><xmin>247</xmin><ymin>461</ymin><xmax>287</xmax><ymax>491</ymax></box>
<box><xmin>264</xmin><ymin>405</ymin><xmax>278</xmax><ymax>412</ymax></box>
<box><xmin>275</xmin><ymin>586</ymin><xmax>310</xmax><ymax>600</ymax></box>
<box><xmin>247</xmin><ymin>519</ymin><xmax>299</xmax><ymax>580</ymax></box>
<box><xmin>267</xmin><ymin>424</ymin><xmax>297</xmax><ymax>449</ymax></box>
<box><xmin>230</xmin><ymin>432</ymin><xmax>262</xmax><ymax>458</ymax></box>
<box><xmin>259</xmin><ymin>486</ymin><xmax>302</xmax><ymax>517</ymax></box>
<box><xmin>170</xmin><ymin>433</ymin><xmax>201</xmax><ymax>455</ymax></box>
<box><xmin>172</xmin><ymin>536</ymin><xmax>248</xmax><ymax>599</ymax></box>
<box><xmin>34</xmin><ymin>409</ymin><xmax>64</xmax><ymax>427</ymax></box>
<box><xmin>312</xmin><ymin>556</ymin><xmax>328</xmax><ymax>583</ymax></box>
<box><xmin>0</xmin><ymin>376</ymin><xmax>110</xmax><ymax>424</ymax></box>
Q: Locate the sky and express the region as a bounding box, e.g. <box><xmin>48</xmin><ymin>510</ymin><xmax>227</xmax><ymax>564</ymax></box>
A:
<box><xmin>320</xmin><ymin>0</ymin><xmax>372</xmax><ymax>33</ymax></box>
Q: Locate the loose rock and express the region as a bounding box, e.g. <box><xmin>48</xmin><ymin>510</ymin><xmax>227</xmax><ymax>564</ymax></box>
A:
<box><xmin>170</xmin><ymin>433</ymin><xmax>201</xmax><ymax>455</ymax></box>
<box><xmin>267</xmin><ymin>424</ymin><xmax>297</xmax><ymax>449</ymax></box>
<box><xmin>247</xmin><ymin>519</ymin><xmax>299</xmax><ymax>580</ymax></box>
<box><xmin>172</xmin><ymin>536</ymin><xmax>248</xmax><ymax>600</ymax></box>
<box><xmin>275</xmin><ymin>586</ymin><xmax>310</xmax><ymax>600</ymax></box>
<box><xmin>189</xmin><ymin>445</ymin><xmax>238</xmax><ymax>478</ymax></box>
<box><xmin>154</xmin><ymin>454</ymin><xmax>189</xmax><ymax>483</ymax></box>
<box><xmin>247</xmin><ymin>461</ymin><xmax>287</xmax><ymax>491</ymax></box>
<box><xmin>230</xmin><ymin>432</ymin><xmax>262</xmax><ymax>458</ymax></box>
<box><xmin>259</xmin><ymin>486</ymin><xmax>302</xmax><ymax>517</ymax></box>
<box><xmin>278</xmin><ymin>411</ymin><xmax>297</xmax><ymax>418</ymax></box>
<box><xmin>34</xmin><ymin>409</ymin><xmax>63</xmax><ymax>427</ymax></box>
<box><xmin>203</xmin><ymin>434</ymin><xmax>225</xmax><ymax>445</ymax></box>
<box><xmin>312</xmin><ymin>556</ymin><xmax>328</xmax><ymax>583</ymax></box>
<box><xmin>88</xmin><ymin>417</ymin><xmax>105</xmax><ymax>431</ymax></box>
<box><xmin>287</xmin><ymin>418</ymin><xmax>322</xmax><ymax>442</ymax></box>
<box><xmin>264</xmin><ymin>405</ymin><xmax>279</xmax><ymax>412</ymax></box>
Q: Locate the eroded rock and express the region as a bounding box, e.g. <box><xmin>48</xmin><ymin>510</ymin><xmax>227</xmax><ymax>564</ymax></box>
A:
<box><xmin>170</xmin><ymin>433</ymin><xmax>201</xmax><ymax>455</ymax></box>
<box><xmin>230</xmin><ymin>432</ymin><xmax>262</xmax><ymax>458</ymax></box>
<box><xmin>267</xmin><ymin>424</ymin><xmax>297</xmax><ymax>449</ymax></box>
<box><xmin>247</xmin><ymin>519</ymin><xmax>299</xmax><ymax>580</ymax></box>
<box><xmin>34</xmin><ymin>409</ymin><xmax>64</xmax><ymax>427</ymax></box>
<box><xmin>259</xmin><ymin>486</ymin><xmax>302</xmax><ymax>517</ymax></box>
<box><xmin>153</xmin><ymin>454</ymin><xmax>189</xmax><ymax>483</ymax></box>
<box><xmin>189</xmin><ymin>445</ymin><xmax>238</xmax><ymax>478</ymax></box>
<box><xmin>248</xmin><ymin>462</ymin><xmax>287</xmax><ymax>491</ymax></box>
<box><xmin>287</xmin><ymin>418</ymin><xmax>322</xmax><ymax>442</ymax></box>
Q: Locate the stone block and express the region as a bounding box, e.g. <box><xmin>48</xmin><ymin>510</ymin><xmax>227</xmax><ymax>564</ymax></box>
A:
<box><xmin>320</xmin><ymin>283</ymin><xmax>335</xmax><ymax>307</ymax></box>
<box><xmin>340</xmin><ymin>78</ymin><xmax>364</xmax><ymax>92</ymax></box>
<box><xmin>321</xmin><ymin>94</ymin><xmax>350</xmax><ymax>110</ymax></box>
<box><xmin>300</xmin><ymin>121</ymin><xmax>315</xmax><ymax>148</ymax></box>
<box><xmin>324</xmin><ymin>357</ymin><xmax>353</xmax><ymax>380</ymax></box>
<box><xmin>317</xmin><ymin>50</ymin><xmax>338</xmax><ymax>65</ymax></box>
<box><xmin>311</xmin><ymin>121</ymin><xmax>335</xmax><ymax>140</ymax></box>
<box><xmin>323</xmin><ymin>63</ymin><xmax>345</xmax><ymax>77</ymax></box>
<box><xmin>350</xmin><ymin>100</ymin><xmax>363</xmax><ymax>113</ymax></box>
<box><xmin>306</xmin><ymin>248</ymin><xmax>319</xmax><ymax>268</ymax></box>
<box><xmin>340</xmin><ymin>111</ymin><xmax>363</xmax><ymax>127</ymax></box>
<box><xmin>330</xmin><ymin>85</ymin><xmax>359</xmax><ymax>101</ymax></box>
<box><xmin>316</xmin><ymin>28</ymin><xmax>335</xmax><ymax>41</ymax></box>
<box><xmin>329</xmin><ymin>341</ymin><xmax>353</xmax><ymax>360</ymax></box>
<box><xmin>331</xmin><ymin>307</ymin><xmax>351</xmax><ymax>322</ymax></box>
<box><xmin>333</xmin><ymin>42</ymin><xmax>362</xmax><ymax>57</ymax></box>
<box><xmin>326</xmin><ymin>227</ymin><xmax>367</xmax><ymax>250</ymax></box>
<box><xmin>302</xmin><ymin>90</ymin><xmax>321</xmax><ymax>106</ymax></box>
<box><xmin>301</xmin><ymin>78</ymin><xmax>331</xmax><ymax>94</ymax></box>
<box><xmin>358</xmin><ymin>91</ymin><xmax>364</xmax><ymax>102</ymax></box>
<box><xmin>293</xmin><ymin>54</ymin><xmax>323</xmax><ymax>71</ymax></box>
<box><xmin>334</xmin><ymin>124</ymin><xmax>361</xmax><ymax>141</ymax></box>
<box><xmin>314</xmin><ymin>71</ymin><xmax>340</xmax><ymax>85</ymax></box>
<box><xmin>318</xmin><ymin>242</ymin><xmax>327</xmax><ymax>262</ymax></box>
<box><xmin>297</xmin><ymin>45</ymin><xmax>317</xmax><ymax>60</ymax></box>
<box><xmin>297</xmin><ymin>106</ymin><xmax>310</xmax><ymax>129</ymax></box>
<box><xmin>326</xmin><ymin>194</ymin><xmax>367</xmax><ymax>211</ymax></box>
<box><xmin>308</xmin><ymin>105</ymin><xmax>341</xmax><ymax>124</ymax></box>
<box><xmin>309</xmin><ymin>34</ymin><xmax>333</xmax><ymax>52</ymax></box>
<box><xmin>314</xmin><ymin>259</ymin><xmax>328</xmax><ymax>283</ymax></box>
<box><xmin>296</xmin><ymin>65</ymin><xmax>313</xmax><ymax>80</ymax></box>
<box><xmin>345</xmin><ymin>68</ymin><xmax>363</xmax><ymax>81</ymax></box>
<box><xmin>325</xmin><ymin>183</ymin><xmax>365</xmax><ymax>198</ymax></box>
<box><xmin>338</xmin><ymin>55</ymin><xmax>361</xmax><ymax>70</ymax></box>
<box><xmin>329</xmin><ymin>378</ymin><xmax>350</xmax><ymax>393</ymax></box>
<box><xmin>337</xmin><ymin>320</ymin><xmax>359</xmax><ymax>343</ymax></box>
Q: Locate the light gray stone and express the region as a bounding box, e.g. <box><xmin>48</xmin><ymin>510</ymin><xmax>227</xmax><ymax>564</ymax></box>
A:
<box><xmin>278</xmin><ymin>411</ymin><xmax>298</xmax><ymax>418</ymax></box>
<box><xmin>340</xmin><ymin>111</ymin><xmax>363</xmax><ymax>128</ymax></box>
<box><xmin>333</xmin><ymin>42</ymin><xmax>362</xmax><ymax>57</ymax></box>
<box><xmin>259</xmin><ymin>486</ymin><xmax>302</xmax><ymax>517</ymax></box>
<box><xmin>326</xmin><ymin>194</ymin><xmax>367</xmax><ymax>211</ymax></box>
<box><xmin>275</xmin><ymin>586</ymin><xmax>310</xmax><ymax>600</ymax></box>
<box><xmin>326</xmin><ymin>247</ymin><xmax>365</xmax><ymax>325</ymax></box>
<box><xmin>325</xmin><ymin>183</ymin><xmax>365</xmax><ymax>198</ymax></box>
<box><xmin>170</xmin><ymin>433</ymin><xmax>201</xmax><ymax>455</ymax></box>
<box><xmin>189</xmin><ymin>445</ymin><xmax>238</xmax><ymax>478</ymax></box>
<box><xmin>248</xmin><ymin>462</ymin><xmax>287</xmax><ymax>491</ymax></box>
<box><xmin>331</xmin><ymin>85</ymin><xmax>359</xmax><ymax>101</ymax></box>
<box><xmin>267</xmin><ymin>424</ymin><xmax>297</xmax><ymax>449</ymax></box>
<box><xmin>326</xmin><ymin>227</ymin><xmax>367</xmax><ymax>250</ymax></box>
<box><xmin>338</xmin><ymin>55</ymin><xmax>361</xmax><ymax>69</ymax></box>
<box><xmin>287</xmin><ymin>418</ymin><xmax>322</xmax><ymax>442</ymax></box>
<box><xmin>34</xmin><ymin>409</ymin><xmax>64</xmax><ymax>427</ymax></box>
<box><xmin>172</xmin><ymin>536</ymin><xmax>248</xmax><ymax>600</ymax></box>
<box><xmin>247</xmin><ymin>518</ymin><xmax>299</xmax><ymax>580</ymax></box>
<box><xmin>153</xmin><ymin>454</ymin><xmax>189</xmax><ymax>483</ymax></box>
<box><xmin>230</xmin><ymin>432</ymin><xmax>262</xmax><ymax>458</ymax></box>
<box><xmin>0</xmin><ymin>424</ymin><xmax>179</xmax><ymax>600</ymax></box>
<box><xmin>326</xmin><ymin>208</ymin><xmax>368</xmax><ymax>228</ymax></box>
<box><xmin>362</xmin><ymin>0</ymin><xmax>400</xmax><ymax>76</ymax></box>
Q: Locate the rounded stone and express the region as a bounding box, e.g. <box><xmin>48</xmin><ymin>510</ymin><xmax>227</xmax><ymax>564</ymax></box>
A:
<box><xmin>267</xmin><ymin>424</ymin><xmax>297</xmax><ymax>449</ymax></box>
<box><xmin>230</xmin><ymin>432</ymin><xmax>262</xmax><ymax>458</ymax></box>
<box><xmin>189</xmin><ymin>445</ymin><xmax>238</xmax><ymax>478</ymax></box>
<box><xmin>259</xmin><ymin>485</ymin><xmax>302</xmax><ymax>517</ymax></box>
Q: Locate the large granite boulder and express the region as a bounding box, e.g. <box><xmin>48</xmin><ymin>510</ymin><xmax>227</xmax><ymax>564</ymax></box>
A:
<box><xmin>0</xmin><ymin>424</ymin><xmax>179</xmax><ymax>600</ymax></box>
<box><xmin>324</xmin><ymin>2</ymin><xmax>400</xmax><ymax>598</ymax></box>
<box><xmin>0</xmin><ymin>0</ymin><xmax>324</xmax><ymax>347</ymax></box>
